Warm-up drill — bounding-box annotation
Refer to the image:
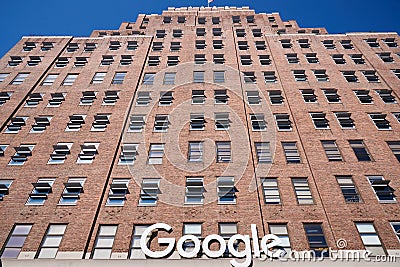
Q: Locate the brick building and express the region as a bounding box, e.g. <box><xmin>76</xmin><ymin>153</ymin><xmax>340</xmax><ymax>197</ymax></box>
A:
<box><xmin>0</xmin><ymin>5</ymin><xmax>399</xmax><ymax>267</ymax></box>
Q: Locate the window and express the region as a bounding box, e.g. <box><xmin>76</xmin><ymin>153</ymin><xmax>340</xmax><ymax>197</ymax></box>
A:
<box><xmin>250</xmin><ymin>114</ymin><xmax>267</xmax><ymax>131</ymax></box>
<box><xmin>0</xmin><ymin>145</ymin><xmax>8</xmax><ymax>156</ymax></box>
<box><xmin>59</xmin><ymin>178</ymin><xmax>85</xmax><ymax>205</ymax></box>
<box><xmin>214</xmin><ymin>90</ymin><xmax>228</xmax><ymax>104</ymax></box>
<box><xmin>282</xmin><ymin>142</ymin><xmax>301</xmax><ymax>163</ymax></box>
<box><xmin>62</xmin><ymin>74</ymin><xmax>78</xmax><ymax>86</ymax></box>
<box><xmin>321</xmin><ymin>140</ymin><xmax>343</xmax><ymax>161</ymax></box>
<box><xmin>336</xmin><ymin>176</ymin><xmax>360</xmax><ymax>203</ymax></box>
<box><xmin>128</xmin><ymin>115</ymin><xmax>145</xmax><ymax>133</ymax></box>
<box><xmin>238</xmin><ymin>41</ymin><xmax>248</xmax><ymax>50</ymax></box>
<box><xmin>314</xmin><ymin>69</ymin><xmax>329</xmax><ymax>81</ymax></box>
<box><xmin>159</xmin><ymin>91</ymin><xmax>173</xmax><ymax>106</ymax></box>
<box><xmin>269</xmin><ymin>90</ymin><xmax>284</xmax><ymax>104</ymax></box>
<box><xmin>354</xmin><ymin>90</ymin><xmax>373</xmax><ymax>104</ymax></box>
<box><xmin>0</xmin><ymin>224</ymin><xmax>32</xmax><ymax>258</ymax></box>
<box><xmin>340</xmin><ymin>40</ymin><xmax>353</xmax><ymax>49</ymax></box>
<box><xmin>120</xmin><ymin>55</ymin><xmax>133</xmax><ymax>66</ymax></box>
<box><xmin>322</xmin><ymin>40</ymin><xmax>335</xmax><ymax>49</ymax></box>
<box><xmin>275</xmin><ymin>114</ymin><xmax>292</xmax><ymax>131</ymax></box>
<box><xmin>136</xmin><ymin>92</ymin><xmax>151</xmax><ymax>106</ymax></box>
<box><xmin>393</xmin><ymin>112</ymin><xmax>400</xmax><ymax>123</ymax></box>
<box><xmin>342</xmin><ymin>71</ymin><xmax>358</xmax><ymax>82</ymax></box>
<box><xmin>25</xmin><ymin>93</ymin><xmax>44</xmax><ymax>107</ymax></box>
<box><xmin>280</xmin><ymin>39</ymin><xmax>292</xmax><ymax>48</ymax></box>
<box><xmin>217</xmin><ymin>177</ymin><xmax>236</xmax><ymax>204</ymax></box>
<box><xmin>198</xmin><ymin>17</ymin><xmax>206</xmax><ymax>24</ymax></box>
<box><xmin>298</xmin><ymin>39</ymin><xmax>310</xmax><ymax>48</ymax></box>
<box><xmin>0</xmin><ymin>91</ymin><xmax>12</xmax><ymax>106</ymax></box>
<box><xmin>142</xmin><ymin>73</ymin><xmax>155</xmax><ymax>85</ymax></box>
<box><xmin>304</xmin><ymin>224</ymin><xmax>328</xmax><ymax>257</ymax></box>
<box><xmin>236</xmin><ymin>29</ymin><xmax>246</xmax><ymax>37</ymax></box>
<box><xmin>77</xmin><ymin>143</ymin><xmax>99</xmax><ymax>164</ymax></box>
<box><xmin>153</xmin><ymin>115</ymin><xmax>169</xmax><ymax>132</ymax></box>
<box><xmin>109</xmin><ymin>41</ymin><xmax>120</xmax><ymax>51</ymax></box>
<box><xmin>350</xmin><ymin>54</ymin><xmax>365</xmax><ymax>64</ymax></box>
<box><xmin>163</xmin><ymin>16</ymin><xmax>171</xmax><ymax>23</ymax></box>
<box><xmin>301</xmin><ymin>89</ymin><xmax>317</xmax><ymax>103</ymax></box>
<box><xmin>286</xmin><ymin>53</ymin><xmax>299</xmax><ymax>64</ymax></box>
<box><xmin>26</xmin><ymin>178</ymin><xmax>55</xmax><ymax>205</ymax></box>
<box><xmin>67</xmin><ymin>43</ymin><xmax>79</xmax><ymax>52</ymax></box>
<box><xmin>66</xmin><ymin>114</ymin><xmax>86</xmax><ymax>131</ymax></box>
<box><xmin>185</xmin><ymin>177</ymin><xmax>204</xmax><ymax>204</ymax></box>
<box><xmin>213</xmin><ymin>40</ymin><xmax>223</xmax><ymax>49</ymax></box>
<box><xmin>119</xmin><ymin>144</ymin><xmax>138</xmax><ymax>165</ymax></box>
<box><xmin>270</xmin><ymin>224</ymin><xmax>291</xmax><ymax>252</ymax></box>
<box><xmin>363</xmin><ymin>70</ymin><xmax>379</xmax><ymax>82</ymax></box>
<box><xmin>37</xmin><ymin>224</ymin><xmax>67</xmax><ymax>259</ymax></box>
<box><xmin>163</xmin><ymin>73</ymin><xmax>176</xmax><ymax>85</ymax></box>
<box><xmin>106</xmin><ymin>179</ymin><xmax>130</xmax><ymax>205</ymax></box>
<box><xmin>213</xmin><ymin>28</ymin><xmax>222</xmax><ymax>36</ymax></box>
<box><xmin>127</xmin><ymin>41</ymin><xmax>138</xmax><ymax>50</ymax></box>
<box><xmin>260</xmin><ymin>71</ymin><xmax>276</xmax><ymax>83</ymax></box>
<box><xmin>130</xmin><ymin>225</ymin><xmax>151</xmax><ymax>259</ymax></box>
<box><xmin>255</xmin><ymin>41</ymin><xmax>266</xmax><ymax>50</ymax></box>
<box><xmin>390</xmin><ymin>222</ymin><xmax>400</xmax><ymax>242</ymax></box>
<box><xmin>387</xmin><ymin>141</ymin><xmax>400</xmax><ymax>162</ymax></box>
<box><xmin>196</xmin><ymin>40</ymin><xmax>206</xmax><ymax>49</ymax></box>
<box><xmin>41</xmin><ymin>42</ymin><xmax>54</xmax><ymax>51</ymax></box>
<box><xmin>212</xmin><ymin>17</ymin><xmax>220</xmax><ymax>24</ymax></box>
<box><xmin>170</xmin><ymin>42</ymin><xmax>181</xmax><ymax>51</ymax></box>
<box><xmin>148</xmin><ymin>56</ymin><xmax>160</xmax><ymax>66</ymax></box>
<box><xmin>139</xmin><ymin>179</ymin><xmax>161</xmax><ymax>206</ymax></box>
<box><xmin>0</xmin><ymin>179</ymin><xmax>12</xmax><ymax>201</ymax></box>
<box><xmin>193</xmin><ymin>71</ymin><xmax>204</xmax><ymax>83</ymax></box>
<box><xmin>310</xmin><ymin>112</ymin><xmax>329</xmax><ymax>129</ymax></box>
<box><xmin>213</xmin><ymin>54</ymin><xmax>225</xmax><ymax>65</ymax></box>
<box><xmin>11</xmin><ymin>73</ymin><xmax>29</xmax><ymax>85</ymax></box>
<box><xmin>239</xmin><ymin>55</ymin><xmax>251</xmax><ymax>65</ymax></box>
<box><xmin>92</xmin><ymin>225</ymin><xmax>118</xmax><ymax>259</ymax></box>
<box><xmin>148</xmin><ymin>144</ymin><xmax>164</xmax><ymax>164</ymax></box>
<box><xmin>383</xmin><ymin>38</ymin><xmax>397</xmax><ymax>47</ymax></box>
<box><xmin>196</xmin><ymin>28</ymin><xmax>206</xmax><ymax>37</ymax></box>
<box><xmin>219</xmin><ymin>223</ymin><xmax>238</xmax><ymax>257</ymax></box>
<box><xmin>292</xmin><ymin>178</ymin><xmax>313</xmax><ymax>204</ymax></box>
<box><xmin>335</xmin><ymin>112</ymin><xmax>355</xmax><ymax>129</ymax></box>
<box><xmin>349</xmin><ymin>140</ymin><xmax>372</xmax><ymax>161</ymax></box>
<box><xmin>194</xmin><ymin>54</ymin><xmax>206</xmax><ymax>64</ymax></box>
<box><xmin>255</xmin><ymin>142</ymin><xmax>272</xmax><ymax>163</ymax></box>
<box><xmin>216</xmin><ymin>142</ymin><xmax>231</xmax><ymax>162</ymax></box>
<box><xmin>112</xmin><ymin>72</ymin><xmax>126</xmax><ymax>84</ymax></box>
<box><xmin>0</xmin><ymin>73</ymin><xmax>10</xmax><ymax>83</ymax></box>
<box><xmin>182</xmin><ymin>223</ymin><xmax>202</xmax><ymax>253</ymax></box>
<box><xmin>190</xmin><ymin>113</ymin><xmax>205</xmax><ymax>130</ymax></box>
<box><xmin>152</xmin><ymin>42</ymin><xmax>163</xmax><ymax>51</ymax></box>
<box><xmin>167</xmin><ymin>56</ymin><xmax>179</xmax><ymax>66</ymax></box>
<box><xmin>192</xmin><ymin>90</ymin><xmax>205</xmax><ymax>104</ymax></box>
<box><xmin>103</xmin><ymin>90</ymin><xmax>119</xmax><ymax>105</ymax></box>
<box><xmin>156</xmin><ymin>30</ymin><xmax>166</xmax><ymax>38</ymax></box>
<box><xmin>243</xmin><ymin>72</ymin><xmax>256</xmax><ymax>83</ymax></box>
<box><xmin>305</xmin><ymin>53</ymin><xmax>319</xmax><ymax>63</ymax></box>
<box><xmin>27</xmin><ymin>56</ymin><xmax>41</xmax><ymax>66</ymax></box>
<box><xmin>365</xmin><ymin>38</ymin><xmax>380</xmax><ymax>48</ymax></box>
<box><xmin>23</xmin><ymin>42</ymin><xmax>36</xmax><ymax>51</ymax></box>
<box><xmin>369</xmin><ymin>113</ymin><xmax>391</xmax><ymax>130</ymax></box>
<box><xmin>232</xmin><ymin>16</ymin><xmax>241</xmax><ymax>23</ymax></box>
<box><xmin>31</xmin><ymin>116</ymin><xmax>52</xmax><ymax>133</ymax></box>
<box><xmin>6</xmin><ymin>116</ymin><xmax>28</xmax><ymax>133</ymax></box>
<box><xmin>376</xmin><ymin>89</ymin><xmax>396</xmax><ymax>103</ymax></box>
<box><xmin>80</xmin><ymin>91</ymin><xmax>97</xmax><ymax>105</ymax></box>
<box><xmin>252</xmin><ymin>29</ymin><xmax>262</xmax><ymax>37</ymax></box>
<box><xmin>91</xmin><ymin>114</ymin><xmax>110</xmax><ymax>132</ymax></box>
<box><xmin>84</xmin><ymin>43</ymin><xmax>97</xmax><ymax>52</ymax></box>
<box><xmin>246</xmin><ymin>91</ymin><xmax>261</xmax><ymax>104</ymax></box>
<box><xmin>332</xmin><ymin>54</ymin><xmax>345</xmax><ymax>64</ymax></box>
<box><xmin>188</xmin><ymin>142</ymin><xmax>203</xmax><ymax>162</ymax></box>
<box><xmin>378</xmin><ymin>52</ymin><xmax>393</xmax><ymax>63</ymax></box>
<box><xmin>323</xmin><ymin>89</ymin><xmax>341</xmax><ymax>103</ymax></box>
<box><xmin>100</xmin><ymin>55</ymin><xmax>114</xmax><ymax>66</ymax></box>
<box><xmin>262</xmin><ymin>178</ymin><xmax>280</xmax><ymax>204</ymax></box>
<box><xmin>215</xmin><ymin>113</ymin><xmax>230</xmax><ymax>130</ymax></box>
<box><xmin>293</xmin><ymin>70</ymin><xmax>307</xmax><ymax>81</ymax></box>
<box><xmin>212</xmin><ymin>71</ymin><xmax>224</xmax><ymax>84</ymax></box>
<box><xmin>355</xmin><ymin>222</ymin><xmax>385</xmax><ymax>256</ymax></box>
<box><xmin>173</xmin><ymin>29</ymin><xmax>183</xmax><ymax>38</ymax></box>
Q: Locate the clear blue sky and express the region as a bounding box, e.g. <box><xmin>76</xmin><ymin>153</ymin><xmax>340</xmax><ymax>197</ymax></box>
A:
<box><xmin>1</xmin><ymin>0</ymin><xmax>399</xmax><ymax>57</ymax></box>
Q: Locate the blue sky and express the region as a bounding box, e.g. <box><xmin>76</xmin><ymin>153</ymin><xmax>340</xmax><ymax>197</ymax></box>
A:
<box><xmin>0</xmin><ymin>0</ymin><xmax>399</xmax><ymax>57</ymax></box>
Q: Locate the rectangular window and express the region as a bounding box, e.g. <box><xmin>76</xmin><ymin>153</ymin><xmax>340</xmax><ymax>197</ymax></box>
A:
<box><xmin>292</xmin><ymin>178</ymin><xmax>313</xmax><ymax>204</ymax></box>
<box><xmin>192</xmin><ymin>90</ymin><xmax>205</xmax><ymax>104</ymax></box>
<box><xmin>196</xmin><ymin>28</ymin><xmax>206</xmax><ymax>37</ymax></box>
<box><xmin>23</xmin><ymin>42</ymin><xmax>36</xmax><ymax>51</ymax></box>
<box><xmin>355</xmin><ymin>222</ymin><xmax>385</xmax><ymax>256</ymax></box>
<box><xmin>111</xmin><ymin>72</ymin><xmax>126</xmax><ymax>84</ymax></box>
<box><xmin>232</xmin><ymin>16</ymin><xmax>241</xmax><ymax>23</ymax></box>
<box><xmin>298</xmin><ymin>39</ymin><xmax>310</xmax><ymax>48</ymax></box>
<box><xmin>240</xmin><ymin>55</ymin><xmax>252</xmax><ymax>65</ymax></box>
<box><xmin>269</xmin><ymin>224</ymin><xmax>291</xmax><ymax>251</ymax></box>
<box><xmin>378</xmin><ymin>52</ymin><xmax>393</xmax><ymax>63</ymax></box>
<box><xmin>246</xmin><ymin>91</ymin><xmax>261</xmax><ymax>105</ymax></box>
<box><xmin>196</xmin><ymin>40</ymin><xmax>206</xmax><ymax>49</ymax></box>
<box><xmin>37</xmin><ymin>224</ymin><xmax>67</xmax><ymax>258</ymax></box>
<box><xmin>262</xmin><ymin>178</ymin><xmax>280</xmax><ymax>204</ymax></box>
<box><xmin>148</xmin><ymin>56</ymin><xmax>160</xmax><ymax>66</ymax></box>
<box><xmin>214</xmin><ymin>71</ymin><xmax>225</xmax><ymax>82</ymax></box>
<box><xmin>143</xmin><ymin>73</ymin><xmax>155</xmax><ymax>85</ymax></box>
<box><xmin>332</xmin><ymin>54</ymin><xmax>345</xmax><ymax>64</ymax></box>
<box><xmin>0</xmin><ymin>92</ymin><xmax>12</xmax><ymax>106</ymax></box>
<box><xmin>286</xmin><ymin>53</ymin><xmax>299</xmax><ymax>64</ymax></box>
<box><xmin>27</xmin><ymin>178</ymin><xmax>55</xmax><ymax>205</ymax></box>
<box><xmin>136</xmin><ymin>92</ymin><xmax>151</xmax><ymax>106</ymax></box>
<box><xmin>301</xmin><ymin>89</ymin><xmax>317</xmax><ymax>103</ymax></box>
<box><xmin>109</xmin><ymin>41</ymin><xmax>121</xmax><ymax>50</ymax></box>
<box><xmin>363</xmin><ymin>70</ymin><xmax>379</xmax><ymax>82</ymax></box>
<box><xmin>66</xmin><ymin>114</ymin><xmax>86</xmax><ymax>131</ymax></box>
<box><xmin>77</xmin><ymin>143</ymin><xmax>99</xmax><ymax>164</ymax></box>
<box><xmin>194</xmin><ymin>54</ymin><xmax>206</xmax><ymax>64</ymax></box>
<box><xmin>304</xmin><ymin>224</ymin><xmax>328</xmax><ymax>257</ymax></box>
<box><xmin>349</xmin><ymin>140</ymin><xmax>372</xmax><ymax>161</ymax></box>
<box><xmin>139</xmin><ymin>179</ymin><xmax>160</xmax><ymax>206</ymax></box>
<box><xmin>252</xmin><ymin>28</ymin><xmax>262</xmax><ymax>37</ymax></box>
<box><xmin>148</xmin><ymin>144</ymin><xmax>164</xmax><ymax>164</ymax></box>
<box><xmin>103</xmin><ymin>90</ymin><xmax>119</xmax><ymax>105</ymax></box>
<box><xmin>390</xmin><ymin>222</ymin><xmax>400</xmax><ymax>242</ymax></box>
<box><xmin>41</xmin><ymin>42</ymin><xmax>53</xmax><ymax>51</ymax></box>
<box><xmin>107</xmin><ymin>179</ymin><xmax>129</xmax><ymax>205</ymax></box>
<box><xmin>250</xmin><ymin>114</ymin><xmax>267</xmax><ymax>131</ymax></box>
<box><xmin>255</xmin><ymin>142</ymin><xmax>272</xmax><ymax>163</ymax></box>
<box><xmin>335</xmin><ymin>112</ymin><xmax>355</xmax><ymax>129</ymax></box>
<box><xmin>6</xmin><ymin>116</ymin><xmax>28</xmax><ymax>133</ymax></box>
<box><xmin>236</xmin><ymin>29</ymin><xmax>246</xmax><ymax>37</ymax></box>
<box><xmin>167</xmin><ymin>56</ymin><xmax>179</xmax><ymax>66</ymax></box>
<box><xmin>310</xmin><ymin>112</ymin><xmax>329</xmax><ymax>129</ymax></box>
<box><xmin>0</xmin><ymin>73</ymin><xmax>10</xmax><ymax>83</ymax></box>
<box><xmin>9</xmin><ymin>144</ymin><xmax>34</xmax><ymax>166</ymax></box>
<box><xmin>193</xmin><ymin>71</ymin><xmax>204</xmax><ymax>83</ymax></box>
<box><xmin>282</xmin><ymin>142</ymin><xmax>301</xmax><ymax>163</ymax></box>
<box><xmin>1</xmin><ymin>224</ymin><xmax>33</xmax><ymax>258</ymax></box>
<box><xmin>217</xmin><ymin>176</ymin><xmax>236</xmax><ymax>204</ymax></box>
<box><xmin>62</xmin><ymin>74</ymin><xmax>78</xmax><ymax>86</ymax></box>
<box><xmin>59</xmin><ymin>178</ymin><xmax>85</xmax><ymax>205</ymax></box>
<box><xmin>369</xmin><ymin>113</ymin><xmax>391</xmax><ymax>130</ymax></box>
<box><xmin>321</xmin><ymin>140</ymin><xmax>343</xmax><ymax>161</ymax></box>
<box><xmin>170</xmin><ymin>42</ymin><xmax>181</xmax><ymax>51</ymax></box>
<box><xmin>314</xmin><ymin>69</ymin><xmax>329</xmax><ymax>82</ymax></box>
<box><xmin>383</xmin><ymin>37</ymin><xmax>397</xmax><ymax>47</ymax></box>
<box><xmin>274</xmin><ymin>114</ymin><xmax>292</xmax><ymax>131</ymax></box>
<box><xmin>48</xmin><ymin>143</ymin><xmax>72</xmax><ymax>164</ymax></box>
<box><xmin>127</xmin><ymin>41</ymin><xmax>138</xmax><ymax>50</ymax></box>
<box><xmin>173</xmin><ymin>29</ymin><xmax>183</xmax><ymax>38</ymax></box>
<box><xmin>27</xmin><ymin>56</ymin><xmax>42</xmax><ymax>66</ymax></box>
<box><xmin>322</xmin><ymin>40</ymin><xmax>335</xmax><ymax>49</ymax></box>
<box><xmin>243</xmin><ymin>72</ymin><xmax>256</xmax><ymax>83</ymax></box>
<box><xmin>215</xmin><ymin>113</ymin><xmax>230</xmax><ymax>130</ymax></box>
<box><xmin>280</xmin><ymin>39</ymin><xmax>292</xmax><ymax>48</ymax></box>
<box><xmin>189</xmin><ymin>113</ymin><xmax>205</xmax><ymax>131</ymax></box>
<box><xmin>214</xmin><ymin>89</ymin><xmax>228</xmax><ymax>104</ymax></box>
<box><xmin>188</xmin><ymin>142</ymin><xmax>203</xmax><ymax>162</ymax></box>
<box><xmin>336</xmin><ymin>176</ymin><xmax>360</xmax><ymax>203</ymax></box>
<box><xmin>30</xmin><ymin>116</ymin><xmax>51</xmax><ymax>133</ymax></box>
<box><xmin>198</xmin><ymin>17</ymin><xmax>206</xmax><ymax>24</ymax></box>
<box><xmin>323</xmin><ymin>89</ymin><xmax>341</xmax><ymax>103</ymax></box>
<box><xmin>216</xmin><ymin>141</ymin><xmax>231</xmax><ymax>162</ymax></box>
<box><xmin>365</xmin><ymin>38</ymin><xmax>380</xmax><ymax>47</ymax></box>
<box><xmin>41</xmin><ymin>74</ymin><xmax>58</xmax><ymax>86</ymax></box>
<box><xmin>238</xmin><ymin>41</ymin><xmax>248</xmax><ymax>50</ymax></box>
<box><xmin>340</xmin><ymin>39</ymin><xmax>353</xmax><ymax>49</ymax></box>
<box><xmin>156</xmin><ymin>30</ymin><xmax>166</xmax><ymax>38</ymax></box>
<box><xmin>213</xmin><ymin>54</ymin><xmax>225</xmax><ymax>65</ymax></box>
<box><xmin>350</xmin><ymin>54</ymin><xmax>365</xmax><ymax>64</ymax></box>
<box><xmin>129</xmin><ymin>115</ymin><xmax>145</xmax><ymax>132</ymax></box>
<box><xmin>92</xmin><ymin>225</ymin><xmax>118</xmax><ymax>259</ymax></box>
<box><xmin>185</xmin><ymin>177</ymin><xmax>204</xmax><ymax>204</ymax></box>
<box><xmin>159</xmin><ymin>91</ymin><xmax>174</xmax><ymax>106</ymax></box>
<box><xmin>342</xmin><ymin>71</ymin><xmax>358</xmax><ymax>82</ymax></box>
<box><xmin>11</xmin><ymin>73</ymin><xmax>29</xmax><ymax>85</ymax></box>
<box><xmin>154</xmin><ymin>115</ymin><xmax>169</xmax><ymax>132</ymax></box>
<box><xmin>73</xmin><ymin>57</ymin><xmax>88</xmax><ymax>67</ymax></box>
<box><xmin>212</xmin><ymin>17</ymin><xmax>220</xmax><ymax>24</ymax></box>
<box><xmin>163</xmin><ymin>17</ymin><xmax>171</xmax><ymax>23</ymax></box>
<box><xmin>354</xmin><ymin>90</ymin><xmax>373</xmax><ymax>104</ymax></box>
<box><xmin>130</xmin><ymin>225</ymin><xmax>150</xmax><ymax>259</ymax></box>
<box><xmin>84</xmin><ymin>43</ymin><xmax>96</xmax><ymax>52</ymax></box>
<box><xmin>0</xmin><ymin>179</ymin><xmax>12</xmax><ymax>200</ymax></box>
<box><xmin>25</xmin><ymin>93</ymin><xmax>44</xmax><ymax>107</ymax></box>
<box><xmin>182</xmin><ymin>224</ymin><xmax>202</xmax><ymax>253</ymax></box>
<box><xmin>293</xmin><ymin>70</ymin><xmax>307</xmax><ymax>81</ymax></box>
<box><xmin>91</xmin><ymin>114</ymin><xmax>110</xmax><ymax>132</ymax></box>
<box><xmin>393</xmin><ymin>112</ymin><xmax>400</xmax><ymax>123</ymax></box>
<box><xmin>387</xmin><ymin>141</ymin><xmax>400</xmax><ymax>162</ymax></box>
<box><xmin>259</xmin><ymin>55</ymin><xmax>271</xmax><ymax>65</ymax></box>
<box><xmin>306</xmin><ymin>53</ymin><xmax>319</xmax><ymax>63</ymax></box>
<box><xmin>54</xmin><ymin>57</ymin><xmax>68</xmax><ymax>68</ymax></box>
<box><xmin>375</xmin><ymin>89</ymin><xmax>396</xmax><ymax>103</ymax></box>
<box><xmin>368</xmin><ymin>176</ymin><xmax>396</xmax><ymax>203</ymax></box>
<box><xmin>119</xmin><ymin>144</ymin><xmax>138</xmax><ymax>165</ymax></box>
<box><xmin>67</xmin><ymin>43</ymin><xmax>79</xmax><ymax>52</ymax></box>
<box><xmin>255</xmin><ymin>41</ymin><xmax>266</xmax><ymax>50</ymax></box>
<box><xmin>219</xmin><ymin>223</ymin><xmax>237</xmax><ymax>257</ymax></box>
<box><xmin>80</xmin><ymin>91</ymin><xmax>97</xmax><ymax>105</ymax></box>
<box><xmin>269</xmin><ymin>90</ymin><xmax>284</xmax><ymax>104</ymax></box>
<box><xmin>120</xmin><ymin>55</ymin><xmax>132</xmax><ymax>66</ymax></box>
<box><xmin>101</xmin><ymin>55</ymin><xmax>114</xmax><ymax>66</ymax></box>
